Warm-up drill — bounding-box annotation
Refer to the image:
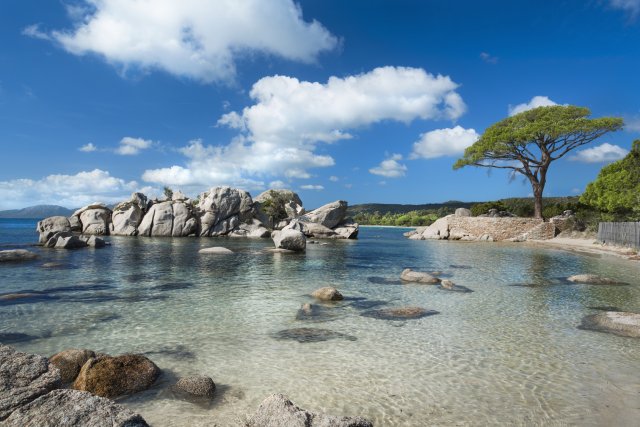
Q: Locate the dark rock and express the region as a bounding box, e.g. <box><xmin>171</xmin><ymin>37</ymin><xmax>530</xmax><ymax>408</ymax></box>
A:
<box><xmin>246</xmin><ymin>393</ymin><xmax>373</xmax><ymax>427</ymax></box>
<box><xmin>0</xmin><ymin>249</ymin><xmax>38</xmax><ymax>263</ymax></box>
<box><xmin>72</xmin><ymin>354</ymin><xmax>160</xmax><ymax>398</ymax></box>
<box><xmin>3</xmin><ymin>389</ymin><xmax>148</xmax><ymax>427</ymax></box>
<box><xmin>0</xmin><ymin>344</ymin><xmax>61</xmax><ymax>420</ymax></box>
<box><xmin>50</xmin><ymin>349</ymin><xmax>96</xmax><ymax>384</ymax></box>
<box><xmin>174</xmin><ymin>376</ymin><xmax>216</xmax><ymax>397</ymax></box>
<box><xmin>274</xmin><ymin>328</ymin><xmax>356</xmax><ymax>343</ymax></box>
<box><xmin>361</xmin><ymin>306</ymin><xmax>439</xmax><ymax>321</ymax></box>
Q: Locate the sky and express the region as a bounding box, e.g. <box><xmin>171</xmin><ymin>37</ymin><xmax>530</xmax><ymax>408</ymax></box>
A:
<box><xmin>1</xmin><ymin>0</ymin><xmax>639</xmax><ymax>210</ymax></box>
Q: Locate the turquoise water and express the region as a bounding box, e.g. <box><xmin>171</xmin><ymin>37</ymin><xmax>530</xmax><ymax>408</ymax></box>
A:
<box><xmin>1</xmin><ymin>219</ymin><xmax>639</xmax><ymax>426</ymax></box>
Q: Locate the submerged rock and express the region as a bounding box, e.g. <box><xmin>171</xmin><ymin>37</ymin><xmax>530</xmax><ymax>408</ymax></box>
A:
<box><xmin>199</xmin><ymin>246</ymin><xmax>233</xmax><ymax>254</ymax></box>
<box><xmin>0</xmin><ymin>344</ymin><xmax>61</xmax><ymax>420</ymax></box>
<box><xmin>247</xmin><ymin>393</ymin><xmax>373</xmax><ymax>427</ymax></box>
<box><xmin>361</xmin><ymin>306</ymin><xmax>439</xmax><ymax>321</ymax></box>
<box><xmin>579</xmin><ymin>311</ymin><xmax>640</xmax><ymax>338</ymax></box>
<box><xmin>50</xmin><ymin>349</ymin><xmax>96</xmax><ymax>384</ymax></box>
<box><xmin>174</xmin><ymin>376</ymin><xmax>216</xmax><ymax>397</ymax></box>
<box><xmin>400</xmin><ymin>268</ymin><xmax>441</xmax><ymax>284</ymax></box>
<box><xmin>3</xmin><ymin>389</ymin><xmax>148</xmax><ymax>427</ymax></box>
<box><xmin>274</xmin><ymin>328</ymin><xmax>356</xmax><ymax>343</ymax></box>
<box><xmin>367</xmin><ymin>276</ymin><xmax>403</xmax><ymax>285</ymax></box>
<box><xmin>311</xmin><ymin>286</ymin><xmax>343</xmax><ymax>301</ymax></box>
<box><xmin>72</xmin><ymin>354</ymin><xmax>160</xmax><ymax>398</ymax></box>
<box><xmin>438</xmin><ymin>280</ymin><xmax>473</xmax><ymax>293</ymax></box>
<box><xmin>0</xmin><ymin>249</ymin><xmax>38</xmax><ymax>263</ymax></box>
<box><xmin>567</xmin><ymin>274</ymin><xmax>628</xmax><ymax>286</ymax></box>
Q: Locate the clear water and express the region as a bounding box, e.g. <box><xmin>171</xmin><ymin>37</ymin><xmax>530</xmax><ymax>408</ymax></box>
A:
<box><xmin>1</xmin><ymin>219</ymin><xmax>639</xmax><ymax>426</ymax></box>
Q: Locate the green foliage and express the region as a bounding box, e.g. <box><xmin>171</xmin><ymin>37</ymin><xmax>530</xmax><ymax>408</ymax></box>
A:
<box><xmin>470</xmin><ymin>201</ymin><xmax>506</xmax><ymax>216</ymax></box>
<box><xmin>260</xmin><ymin>190</ymin><xmax>289</xmax><ymax>225</ymax></box>
<box><xmin>580</xmin><ymin>140</ymin><xmax>640</xmax><ymax>220</ymax></box>
<box><xmin>353</xmin><ymin>209</ymin><xmax>444</xmax><ymax>226</ymax></box>
<box><xmin>163</xmin><ymin>186</ymin><xmax>173</xmax><ymax>200</ymax></box>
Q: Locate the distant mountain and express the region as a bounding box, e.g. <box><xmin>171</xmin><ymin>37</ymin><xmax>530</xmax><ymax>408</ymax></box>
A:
<box><xmin>0</xmin><ymin>205</ymin><xmax>75</xmax><ymax>219</ymax></box>
<box><xmin>348</xmin><ymin>200</ymin><xmax>475</xmax><ymax>215</ymax></box>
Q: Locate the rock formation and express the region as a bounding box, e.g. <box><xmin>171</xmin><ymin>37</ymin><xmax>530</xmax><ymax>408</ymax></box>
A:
<box><xmin>36</xmin><ymin>216</ymin><xmax>71</xmax><ymax>243</ymax></box>
<box><xmin>111</xmin><ymin>192</ymin><xmax>149</xmax><ymax>236</ymax></box>
<box><xmin>72</xmin><ymin>204</ymin><xmax>112</xmax><ymax>235</ymax></box>
<box><xmin>0</xmin><ymin>249</ymin><xmax>38</xmax><ymax>262</ymax></box>
<box><xmin>197</xmin><ymin>186</ymin><xmax>254</xmax><ymax>237</ymax></box>
<box><xmin>137</xmin><ymin>200</ymin><xmax>198</xmax><ymax>237</ymax></box>
<box><xmin>272</xmin><ymin>229</ymin><xmax>307</xmax><ymax>252</ymax></box>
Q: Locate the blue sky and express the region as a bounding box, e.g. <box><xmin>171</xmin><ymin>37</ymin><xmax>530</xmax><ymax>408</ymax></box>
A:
<box><xmin>1</xmin><ymin>0</ymin><xmax>639</xmax><ymax>209</ymax></box>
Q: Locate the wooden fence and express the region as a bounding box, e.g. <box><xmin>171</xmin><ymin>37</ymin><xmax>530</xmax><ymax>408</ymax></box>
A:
<box><xmin>597</xmin><ymin>222</ymin><xmax>640</xmax><ymax>249</ymax></box>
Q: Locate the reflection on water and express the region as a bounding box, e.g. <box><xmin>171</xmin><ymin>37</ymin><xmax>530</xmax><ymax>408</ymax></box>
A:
<box><xmin>1</xmin><ymin>222</ymin><xmax>639</xmax><ymax>426</ymax></box>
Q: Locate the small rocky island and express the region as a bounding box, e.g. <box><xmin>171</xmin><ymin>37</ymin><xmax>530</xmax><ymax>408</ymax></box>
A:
<box><xmin>35</xmin><ymin>187</ymin><xmax>359</xmax><ymax>250</ymax></box>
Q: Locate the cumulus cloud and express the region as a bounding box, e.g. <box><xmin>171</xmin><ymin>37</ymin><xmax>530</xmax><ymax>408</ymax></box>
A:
<box><xmin>143</xmin><ymin>67</ymin><xmax>466</xmax><ymax>189</ymax></box>
<box><xmin>480</xmin><ymin>52</ymin><xmax>498</xmax><ymax>64</ymax></box>
<box><xmin>0</xmin><ymin>169</ymin><xmax>155</xmax><ymax>209</ymax></box>
<box><xmin>410</xmin><ymin>126</ymin><xmax>480</xmax><ymax>159</ymax></box>
<box><xmin>369</xmin><ymin>154</ymin><xmax>408</xmax><ymax>178</ymax></box>
<box><xmin>22</xmin><ymin>24</ymin><xmax>51</xmax><ymax>40</ymax></box>
<box><xmin>569</xmin><ymin>143</ymin><xmax>629</xmax><ymax>163</ymax></box>
<box><xmin>508</xmin><ymin>96</ymin><xmax>558</xmax><ymax>116</ymax></box>
<box><xmin>269</xmin><ymin>180</ymin><xmax>287</xmax><ymax>189</ymax></box>
<box><xmin>300</xmin><ymin>184</ymin><xmax>324</xmax><ymax>190</ymax></box>
<box><xmin>79</xmin><ymin>143</ymin><xmax>98</xmax><ymax>152</ymax></box>
<box><xmin>116</xmin><ymin>137</ymin><xmax>153</xmax><ymax>155</ymax></box>
<box><xmin>33</xmin><ymin>0</ymin><xmax>337</xmax><ymax>83</ymax></box>
<box><xmin>609</xmin><ymin>0</ymin><xmax>640</xmax><ymax>17</ymax></box>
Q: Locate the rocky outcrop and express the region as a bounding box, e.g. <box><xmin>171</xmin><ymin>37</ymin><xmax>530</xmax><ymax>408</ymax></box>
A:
<box><xmin>272</xmin><ymin>229</ymin><xmax>306</xmax><ymax>252</ymax></box>
<box><xmin>333</xmin><ymin>219</ymin><xmax>359</xmax><ymax>239</ymax></box>
<box><xmin>254</xmin><ymin>189</ymin><xmax>305</xmax><ymax>229</ymax></box>
<box><xmin>111</xmin><ymin>192</ymin><xmax>149</xmax><ymax>236</ymax></box>
<box><xmin>72</xmin><ymin>354</ymin><xmax>160</xmax><ymax>399</ymax></box>
<box><xmin>174</xmin><ymin>376</ymin><xmax>216</xmax><ymax>397</ymax></box>
<box><xmin>247</xmin><ymin>394</ymin><xmax>373</xmax><ymax>427</ymax></box>
<box><xmin>36</xmin><ymin>216</ymin><xmax>71</xmax><ymax>243</ymax></box>
<box><xmin>301</xmin><ymin>200</ymin><xmax>348</xmax><ymax>229</ymax></box>
<box><xmin>410</xmin><ymin>214</ymin><xmax>556</xmax><ymax>242</ymax></box>
<box><xmin>3</xmin><ymin>389</ymin><xmax>149</xmax><ymax>427</ymax></box>
<box><xmin>0</xmin><ymin>344</ymin><xmax>61</xmax><ymax>420</ymax></box>
<box><xmin>455</xmin><ymin>208</ymin><xmax>472</xmax><ymax>217</ymax></box>
<box><xmin>72</xmin><ymin>204</ymin><xmax>112</xmax><ymax>235</ymax></box>
<box><xmin>579</xmin><ymin>311</ymin><xmax>640</xmax><ymax>338</ymax></box>
<box><xmin>231</xmin><ymin>218</ymin><xmax>271</xmax><ymax>238</ymax></box>
<box><xmin>137</xmin><ymin>200</ymin><xmax>198</xmax><ymax>237</ymax></box>
<box><xmin>285</xmin><ymin>220</ymin><xmax>337</xmax><ymax>238</ymax></box>
<box><xmin>49</xmin><ymin>349</ymin><xmax>96</xmax><ymax>384</ymax></box>
<box><xmin>43</xmin><ymin>232</ymin><xmax>89</xmax><ymax>249</ymax></box>
<box><xmin>198</xmin><ymin>187</ymin><xmax>255</xmax><ymax>237</ymax></box>
<box><xmin>550</xmin><ymin>210</ymin><xmax>585</xmax><ymax>233</ymax></box>
<box><xmin>0</xmin><ymin>249</ymin><xmax>38</xmax><ymax>262</ymax></box>
<box><xmin>311</xmin><ymin>287</ymin><xmax>343</xmax><ymax>301</ymax></box>
<box><xmin>400</xmin><ymin>268</ymin><xmax>440</xmax><ymax>284</ymax></box>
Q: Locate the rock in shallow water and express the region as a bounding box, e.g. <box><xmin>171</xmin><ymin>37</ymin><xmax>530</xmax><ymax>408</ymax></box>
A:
<box><xmin>174</xmin><ymin>375</ymin><xmax>216</xmax><ymax>397</ymax></box>
<box><xmin>567</xmin><ymin>274</ymin><xmax>628</xmax><ymax>286</ymax></box>
<box><xmin>3</xmin><ymin>389</ymin><xmax>148</xmax><ymax>427</ymax></box>
<box><xmin>400</xmin><ymin>268</ymin><xmax>440</xmax><ymax>284</ymax></box>
<box><xmin>361</xmin><ymin>306</ymin><xmax>439</xmax><ymax>320</ymax></box>
<box><xmin>311</xmin><ymin>286</ymin><xmax>343</xmax><ymax>301</ymax></box>
<box><xmin>72</xmin><ymin>354</ymin><xmax>160</xmax><ymax>398</ymax></box>
<box><xmin>438</xmin><ymin>280</ymin><xmax>473</xmax><ymax>293</ymax></box>
<box><xmin>199</xmin><ymin>246</ymin><xmax>233</xmax><ymax>254</ymax></box>
<box><xmin>246</xmin><ymin>393</ymin><xmax>373</xmax><ymax>427</ymax></box>
<box><xmin>274</xmin><ymin>328</ymin><xmax>356</xmax><ymax>343</ymax></box>
<box><xmin>0</xmin><ymin>249</ymin><xmax>38</xmax><ymax>263</ymax></box>
<box><xmin>0</xmin><ymin>344</ymin><xmax>61</xmax><ymax>420</ymax></box>
<box><xmin>49</xmin><ymin>349</ymin><xmax>96</xmax><ymax>384</ymax></box>
<box><xmin>272</xmin><ymin>229</ymin><xmax>306</xmax><ymax>252</ymax></box>
<box><xmin>579</xmin><ymin>311</ymin><xmax>640</xmax><ymax>338</ymax></box>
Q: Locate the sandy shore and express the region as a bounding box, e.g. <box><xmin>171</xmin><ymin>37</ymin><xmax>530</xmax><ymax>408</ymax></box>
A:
<box><xmin>525</xmin><ymin>236</ymin><xmax>640</xmax><ymax>262</ymax></box>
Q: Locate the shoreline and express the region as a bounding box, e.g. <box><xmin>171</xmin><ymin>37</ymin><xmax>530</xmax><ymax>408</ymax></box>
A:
<box><xmin>524</xmin><ymin>236</ymin><xmax>640</xmax><ymax>263</ymax></box>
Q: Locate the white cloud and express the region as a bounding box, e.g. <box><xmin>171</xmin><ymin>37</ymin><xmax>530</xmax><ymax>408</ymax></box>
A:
<box><xmin>22</xmin><ymin>24</ymin><xmax>51</xmax><ymax>41</ymax></box>
<box><xmin>508</xmin><ymin>96</ymin><xmax>558</xmax><ymax>116</ymax></box>
<box><xmin>569</xmin><ymin>143</ymin><xmax>629</xmax><ymax>163</ymax></box>
<box><xmin>116</xmin><ymin>137</ymin><xmax>153</xmax><ymax>155</ymax></box>
<box><xmin>0</xmin><ymin>169</ymin><xmax>156</xmax><ymax>209</ymax></box>
<box><xmin>269</xmin><ymin>180</ymin><xmax>287</xmax><ymax>189</ymax></box>
<box><xmin>300</xmin><ymin>184</ymin><xmax>324</xmax><ymax>191</ymax></box>
<box><xmin>369</xmin><ymin>154</ymin><xmax>407</xmax><ymax>178</ymax></box>
<box><xmin>79</xmin><ymin>143</ymin><xmax>98</xmax><ymax>152</ymax></box>
<box><xmin>143</xmin><ymin>67</ymin><xmax>466</xmax><ymax>189</ymax></box>
<box><xmin>609</xmin><ymin>0</ymin><xmax>640</xmax><ymax>17</ymax></box>
<box><xmin>480</xmin><ymin>52</ymin><xmax>498</xmax><ymax>64</ymax></box>
<box><xmin>329</xmin><ymin>175</ymin><xmax>339</xmax><ymax>182</ymax></box>
<box><xmin>39</xmin><ymin>0</ymin><xmax>337</xmax><ymax>83</ymax></box>
<box><xmin>410</xmin><ymin>126</ymin><xmax>480</xmax><ymax>159</ymax></box>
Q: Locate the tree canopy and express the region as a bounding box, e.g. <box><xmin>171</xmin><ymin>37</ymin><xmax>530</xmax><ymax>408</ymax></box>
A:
<box><xmin>454</xmin><ymin>105</ymin><xmax>623</xmax><ymax>218</ymax></box>
<box><xmin>580</xmin><ymin>140</ymin><xmax>640</xmax><ymax>220</ymax></box>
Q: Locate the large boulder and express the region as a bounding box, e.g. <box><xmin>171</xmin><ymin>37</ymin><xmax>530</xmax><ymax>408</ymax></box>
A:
<box><xmin>254</xmin><ymin>189</ymin><xmax>305</xmax><ymax>229</ymax></box>
<box><xmin>73</xmin><ymin>204</ymin><xmax>112</xmax><ymax>235</ymax></box>
<box><xmin>246</xmin><ymin>394</ymin><xmax>373</xmax><ymax>427</ymax></box>
<box><xmin>579</xmin><ymin>311</ymin><xmax>640</xmax><ymax>338</ymax></box>
<box><xmin>230</xmin><ymin>219</ymin><xmax>271</xmax><ymax>238</ymax></box>
<box><xmin>111</xmin><ymin>193</ymin><xmax>149</xmax><ymax>236</ymax></box>
<box><xmin>197</xmin><ymin>187</ymin><xmax>254</xmax><ymax>236</ymax></box>
<box><xmin>44</xmin><ymin>232</ymin><xmax>89</xmax><ymax>249</ymax></box>
<box><xmin>137</xmin><ymin>201</ymin><xmax>198</xmax><ymax>237</ymax></box>
<box><xmin>0</xmin><ymin>249</ymin><xmax>38</xmax><ymax>263</ymax></box>
<box><xmin>285</xmin><ymin>220</ymin><xmax>337</xmax><ymax>238</ymax></box>
<box><xmin>333</xmin><ymin>219</ymin><xmax>359</xmax><ymax>239</ymax></box>
<box><xmin>72</xmin><ymin>354</ymin><xmax>160</xmax><ymax>399</ymax></box>
<box><xmin>0</xmin><ymin>344</ymin><xmax>61</xmax><ymax>420</ymax></box>
<box><xmin>36</xmin><ymin>216</ymin><xmax>71</xmax><ymax>244</ymax></box>
<box><xmin>400</xmin><ymin>268</ymin><xmax>441</xmax><ymax>284</ymax></box>
<box><xmin>272</xmin><ymin>229</ymin><xmax>306</xmax><ymax>252</ymax></box>
<box><xmin>49</xmin><ymin>349</ymin><xmax>96</xmax><ymax>384</ymax></box>
<box><xmin>3</xmin><ymin>389</ymin><xmax>149</xmax><ymax>427</ymax></box>
<box><xmin>300</xmin><ymin>200</ymin><xmax>347</xmax><ymax>229</ymax></box>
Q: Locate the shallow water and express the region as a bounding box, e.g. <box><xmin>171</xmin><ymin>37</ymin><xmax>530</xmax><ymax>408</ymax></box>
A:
<box><xmin>1</xmin><ymin>220</ymin><xmax>639</xmax><ymax>426</ymax></box>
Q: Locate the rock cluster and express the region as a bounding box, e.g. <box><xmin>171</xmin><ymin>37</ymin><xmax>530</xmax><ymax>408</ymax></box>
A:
<box><xmin>36</xmin><ymin>187</ymin><xmax>359</xmax><ymax>244</ymax></box>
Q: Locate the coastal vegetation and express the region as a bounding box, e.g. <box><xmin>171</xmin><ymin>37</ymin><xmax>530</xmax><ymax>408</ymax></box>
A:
<box><xmin>453</xmin><ymin>105</ymin><xmax>624</xmax><ymax>218</ymax></box>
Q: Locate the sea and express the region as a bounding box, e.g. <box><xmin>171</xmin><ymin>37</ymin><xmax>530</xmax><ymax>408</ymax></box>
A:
<box><xmin>1</xmin><ymin>218</ymin><xmax>639</xmax><ymax>426</ymax></box>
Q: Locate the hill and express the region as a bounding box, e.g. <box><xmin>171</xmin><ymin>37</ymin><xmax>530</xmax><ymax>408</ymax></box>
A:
<box><xmin>347</xmin><ymin>200</ymin><xmax>475</xmax><ymax>216</ymax></box>
<box><xmin>0</xmin><ymin>205</ymin><xmax>74</xmax><ymax>219</ymax></box>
